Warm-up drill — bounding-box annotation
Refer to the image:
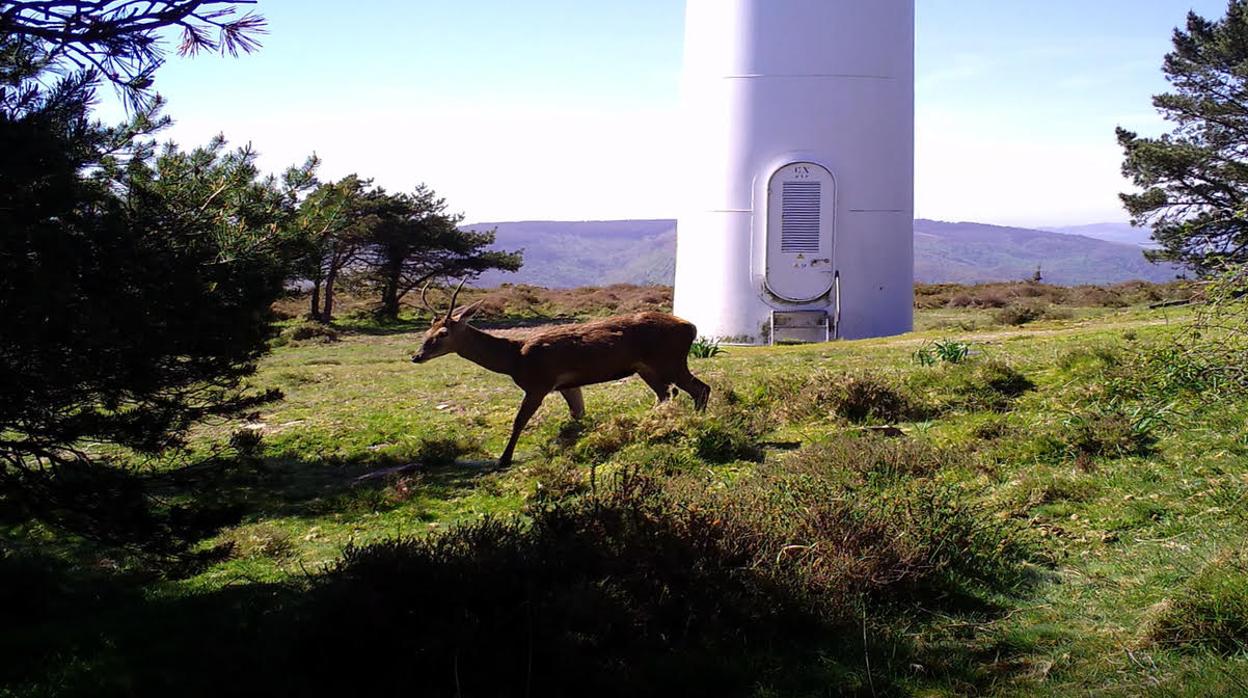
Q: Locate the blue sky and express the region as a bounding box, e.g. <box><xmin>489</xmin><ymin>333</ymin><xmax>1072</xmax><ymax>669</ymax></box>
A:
<box><xmin>98</xmin><ymin>0</ymin><xmax>1231</xmax><ymax>226</ymax></box>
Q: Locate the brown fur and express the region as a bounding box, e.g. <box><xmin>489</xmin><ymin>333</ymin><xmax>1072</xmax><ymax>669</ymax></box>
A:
<box><xmin>412</xmin><ymin>306</ymin><xmax>710</xmax><ymax>466</ymax></box>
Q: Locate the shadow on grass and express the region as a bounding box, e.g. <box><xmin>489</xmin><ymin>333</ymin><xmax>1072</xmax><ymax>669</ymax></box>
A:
<box><xmin>0</xmin><ymin>450</ymin><xmax>501</xmax><ymax>582</ymax></box>
<box><xmin>145</xmin><ymin>452</ymin><xmax>502</xmax><ymax>533</ymax></box>
<box><xmin>0</xmin><ymin>501</ymin><xmax>1011</xmax><ymax>698</ymax></box>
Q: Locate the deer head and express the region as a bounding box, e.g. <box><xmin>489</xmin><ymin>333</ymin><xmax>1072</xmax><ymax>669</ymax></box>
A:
<box><xmin>411</xmin><ymin>280</ymin><xmax>484</xmax><ymax>364</ymax></box>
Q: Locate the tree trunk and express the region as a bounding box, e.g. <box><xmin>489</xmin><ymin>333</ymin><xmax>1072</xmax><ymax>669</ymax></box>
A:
<box><xmin>323</xmin><ymin>266</ymin><xmax>338</xmax><ymax>322</ymax></box>
<box><xmin>380</xmin><ymin>279</ymin><xmax>400</xmax><ymax>320</ymax></box>
<box><xmin>378</xmin><ymin>268</ymin><xmax>403</xmax><ymax>320</ymax></box>
<box><xmin>309</xmin><ymin>280</ymin><xmax>322</xmax><ymax>321</ymax></box>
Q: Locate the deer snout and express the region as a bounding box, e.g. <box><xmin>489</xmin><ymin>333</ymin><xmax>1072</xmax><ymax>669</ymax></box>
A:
<box><xmin>411</xmin><ymin>352</ymin><xmax>426</xmax><ymax>364</ymax></box>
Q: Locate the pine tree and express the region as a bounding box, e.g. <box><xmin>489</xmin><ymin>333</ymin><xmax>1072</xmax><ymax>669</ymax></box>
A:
<box><xmin>1118</xmin><ymin>1</ymin><xmax>1248</xmax><ymax>274</ymax></box>
<box><xmin>0</xmin><ymin>2</ymin><xmax>316</xmax><ymax>544</ymax></box>
<box><xmin>365</xmin><ymin>186</ymin><xmax>523</xmax><ymax>321</ymax></box>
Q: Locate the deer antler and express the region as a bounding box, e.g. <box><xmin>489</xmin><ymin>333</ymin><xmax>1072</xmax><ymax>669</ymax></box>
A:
<box><xmin>446</xmin><ymin>278</ymin><xmax>468</xmax><ymax>320</ymax></box>
<box><xmin>420</xmin><ymin>281</ymin><xmax>437</xmax><ymax>317</ymax></box>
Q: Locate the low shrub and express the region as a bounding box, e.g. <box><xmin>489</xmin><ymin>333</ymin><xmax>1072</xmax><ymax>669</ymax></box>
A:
<box><xmin>225</xmin><ymin>523</ymin><xmax>295</xmax><ymax>561</ymax></box>
<box><xmin>836</xmin><ymin>374</ymin><xmax>916</xmax><ymax>422</ymax></box>
<box><xmin>280</xmin><ymin>321</ymin><xmax>339</xmax><ymax>345</ymax></box>
<box><xmin>573</xmin><ymin>404</ymin><xmax>764</xmax><ymax>465</ymax></box>
<box><xmin>1150</xmin><ymin>547</ymin><xmax>1248</xmax><ymax>655</ymax></box>
<box><xmin>692</xmin><ymin>416</ymin><xmax>765</xmax><ymax>463</ymax></box>
<box><xmin>971</xmin><ymin>416</ymin><xmax>1012</xmax><ymax>441</ymax></box>
<box><xmin>1067</xmin><ymin>286</ymin><xmax>1129</xmax><ymax>308</ymax></box>
<box><xmin>1059</xmin><ymin>409</ymin><xmax>1157</xmax><ymax>459</ymax></box>
<box><xmin>266</xmin><ymin>463</ymin><xmax>1034</xmax><ymax>697</ymax></box>
<box><xmin>528</xmin><ymin>457</ymin><xmax>589</xmax><ymax>503</ymax></box>
<box><xmin>909</xmin><ymin>360</ymin><xmax>1034</xmax><ymax>413</ymax></box>
<box><xmin>1106</xmin><ymin>344</ymin><xmax>1246</xmax><ymax>403</ymax></box>
<box><xmin>993</xmin><ymin>304</ymin><xmax>1045</xmax><ymax>326</ymax></box>
<box><xmin>783</xmin><ymin>433</ymin><xmax>965</xmax><ymax>482</ymax></box>
<box><xmin>777</xmin><ymin>371</ymin><xmax>922</xmax><ymax>424</ymax></box>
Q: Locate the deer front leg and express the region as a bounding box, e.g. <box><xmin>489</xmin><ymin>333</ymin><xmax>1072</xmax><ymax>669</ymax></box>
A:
<box><xmin>676</xmin><ymin>370</ymin><xmax>711</xmax><ymax>412</ymax></box>
<box><xmin>560</xmin><ymin>387</ymin><xmax>585</xmax><ymax>420</ymax></box>
<box><xmin>498</xmin><ymin>390</ymin><xmax>547</xmax><ymax>467</ymax></box>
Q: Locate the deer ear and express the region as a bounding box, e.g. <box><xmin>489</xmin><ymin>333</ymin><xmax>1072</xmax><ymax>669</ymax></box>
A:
<box><xmin>451</xmin><ymin>300</ymin><xmax>484</xmax><ymax>323</ymax></box>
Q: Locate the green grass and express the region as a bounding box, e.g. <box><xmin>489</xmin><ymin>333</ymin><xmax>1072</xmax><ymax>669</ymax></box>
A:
<box><xmin>4</xmin><ymin>301</ymin><xmax>1248</xmax><ymax>696</ymax></box>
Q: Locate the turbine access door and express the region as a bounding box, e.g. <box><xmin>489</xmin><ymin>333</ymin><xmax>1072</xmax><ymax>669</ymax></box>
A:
<box><xmin>764</xmin><ymin>162</ymin><xmax>836</xmax><ymax>302</ymax></box>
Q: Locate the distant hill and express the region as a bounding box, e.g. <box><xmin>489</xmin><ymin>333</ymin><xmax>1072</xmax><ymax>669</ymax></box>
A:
<box><xmin>467</xmin><ymin>218</ymin><xmax>1182</xmax><ymax>288</ymax></box>
<box><xmin>467</xmin><ymin>220</ymin><xmax>676</xmax><ymax>288</ymax></box>
<box><xmin>912</xmin><ymin>220</ymin><xmax>1180</xmax><ymax>285</ymax></box>
<box><xmin>1041</xmin><ymin>222</ymin><xmax>1156</xmax><ymax>248</ymax></box>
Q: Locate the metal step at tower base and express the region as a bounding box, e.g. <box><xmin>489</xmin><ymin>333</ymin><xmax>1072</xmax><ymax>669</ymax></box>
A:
<box><xmin>770</xmin><ymin>310</ymin><xmax>831</xmax><ymax>345</ymax></box>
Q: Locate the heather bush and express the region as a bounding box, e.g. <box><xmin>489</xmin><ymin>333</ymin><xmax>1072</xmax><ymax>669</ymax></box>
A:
<box><xmin>263</xmin><ymin>458</ymin><xmax>1034</xmax><ymax>697</ymax></box>
<box><xmin>775</xmin><ymin>370</ymin><xmax>923</xmax><ymax>424</ymax></box>
<box><xmin>993</xmin><ymin>303</ymin><xmax>1046</xmax><ymax>326</ymax></box>
<box><xmin>908</xmin><ymin>360</ymin><xmax>1034</xmax><ymax>413</ymax></box>
<box><xmin>1150</xmin><ymin>547</ymin><xmax>1248</xmax><ymax>655</ymax></box>
<box><xmin>1058</xmin><ymin>409</ymin><xmax>1158</xmax><ymax>458</ymax></box>
<box><xmin>573</xmin><ymin>403</ymin><xmax>764</xmax><ymax>465</ymax></box>
<box><xmin>280</xmin><ymin>321</ymin><xmax>340</xmax><ymax>345</ymax></box>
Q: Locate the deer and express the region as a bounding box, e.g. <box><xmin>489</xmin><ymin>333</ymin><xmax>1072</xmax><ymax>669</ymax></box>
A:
<box><xmin>410</xmin><ymin>281</ymin><xmax>711</xmax><ymax>466</ymax></box>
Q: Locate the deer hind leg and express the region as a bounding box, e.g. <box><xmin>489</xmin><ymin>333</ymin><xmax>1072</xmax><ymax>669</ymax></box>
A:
<box><xmin>675</xmin><ymin>368</ymin><xmax>711</xmax><ymax>412</ymax></box>
<box><xmin>498</xmin><ymin>390</ymin><xmax>548</xmax><ymax>467</ymax></box>
<box><xmin>560</xmin><ymin>387</ymin><xmax>585</xmax><ymax>420</ymax></box>
<box><xmin>636</xmin><ymin>367</ymin><xmax>675</xmax><ymax>405</ymax></box>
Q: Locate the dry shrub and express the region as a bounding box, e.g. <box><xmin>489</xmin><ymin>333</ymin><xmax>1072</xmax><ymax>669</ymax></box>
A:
<box><xmin>912</xmin><ymin>281</ymin><xmax>1196</xmax><ymax>312</ymax></box>
<box><xmin>776</xmin><ymin>370</ymin><xmax>922</xmax><ymax>424</ymax></box>
<box><xmin>993</xmin><ymin>303</ymin><xmax>1046</xmax><ymax>326</ymax></box>
<box><xmin>1067</xmin><ymin>286</ymin><xmax>1128</xmax><ymax>308</ymax></box>
<box><xmin>548</xmin><ymin>284</ymin><xmax>673</xmax><ymax>317</ymax></box>
<box><xmin>1149</xmin><ymin>547</ymin><xmax>1248</xmax><ymax>655</ymax></box>
<box><xmin>947</xmin><ymin>292</ymin><xmax>1010</xmax><ymax>309</ymax></box>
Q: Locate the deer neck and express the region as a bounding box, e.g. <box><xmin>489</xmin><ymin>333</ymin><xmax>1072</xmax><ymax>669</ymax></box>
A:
<box><xmin>453</xmin><ymin>325</ymin><xmax>522</xmax><ymax>377</ymax></box>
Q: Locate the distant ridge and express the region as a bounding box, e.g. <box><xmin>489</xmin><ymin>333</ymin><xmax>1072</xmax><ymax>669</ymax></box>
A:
<box><xmin>1040</xmin><ymin>222</ymin><xmax>1156</xmax><ymax>248</ymax></box>
<box><xmin>466</xmin><ymin>219</ymin><xmax>1181</xmax><ymax>288</ymax></box>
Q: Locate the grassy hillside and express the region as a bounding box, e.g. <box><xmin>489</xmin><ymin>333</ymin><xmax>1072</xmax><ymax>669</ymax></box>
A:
<box><xmin>1042</xmin><ymin>222</ymin><xmax>1156</xmax><ymax>248</ymax></box>
<box><xmin>913</xmin><ymin>220</ymin><xmax>1182</xmax><ymax>285</ymax></box>
<box><xmin>4</xmin><ymin>289</ymin><xmax>1246</xmax><ymax>696</ymax></box>
<box><xmin>467</xmin><ymin>219</ymin><xmax>1181</xmax><ymax>288</ymax></box>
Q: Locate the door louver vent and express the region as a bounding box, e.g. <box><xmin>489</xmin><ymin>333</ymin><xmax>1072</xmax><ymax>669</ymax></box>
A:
<box><xmin>780</xmin><ymin>181</ymin><xmax>822</xmax><ymax>253</ymax></box>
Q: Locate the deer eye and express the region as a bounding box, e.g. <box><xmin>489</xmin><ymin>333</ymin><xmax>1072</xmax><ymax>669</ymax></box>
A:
<box><xmin>436</xmin><ymin>328</ymin><xmax>450</xmax><ymax>338</ymax></box>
